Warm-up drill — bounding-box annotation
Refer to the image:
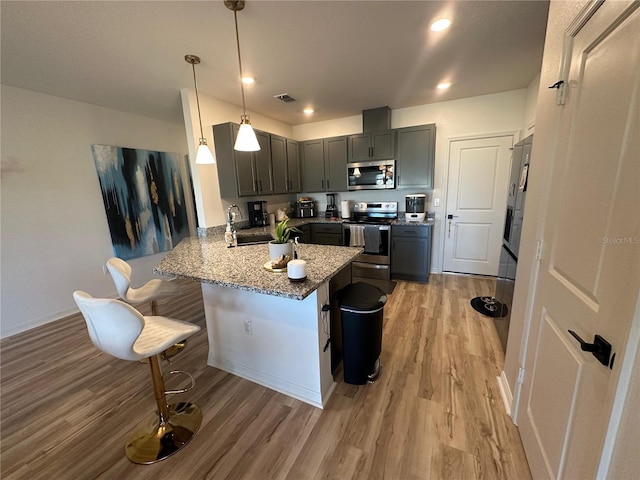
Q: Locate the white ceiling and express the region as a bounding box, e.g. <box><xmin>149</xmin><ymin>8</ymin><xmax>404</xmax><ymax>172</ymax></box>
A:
<box><xmin>1</xmin><ymin>1</ymin><xmax>549</xmax><ymax>126</ymax></box>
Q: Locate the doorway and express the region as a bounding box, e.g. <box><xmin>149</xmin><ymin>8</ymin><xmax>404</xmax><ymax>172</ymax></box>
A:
<box><xmin>443</xmin><ymin>134</ymin><xmax>514</xmax><ymax>275</ymax></box>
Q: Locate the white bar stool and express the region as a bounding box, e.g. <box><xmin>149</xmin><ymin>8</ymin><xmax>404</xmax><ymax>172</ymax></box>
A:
<box><xmin>73</xmin><ymin>291</ymin><xmax>202</xmax><ymax>464</ymax></box>
<box><xmin>106</xmin><ymin>257</ymin><xmax>186</xmax><ymax>359</ymax></box>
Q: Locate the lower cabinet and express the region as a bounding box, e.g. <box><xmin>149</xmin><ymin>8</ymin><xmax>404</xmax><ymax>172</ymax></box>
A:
<box><xmin>295</xmin><ymin>223</ymin><xmax>311</xmax><ymax>243</ymax></box>
<box><xmin>311</xmin><ymin>223</ymin><xmax>343</xmax><ymax>245</ymax></box>
<box><xmin>391</xmin><ymin>224</ymin><xmax>431</xmax><ymax>282</ymax></box>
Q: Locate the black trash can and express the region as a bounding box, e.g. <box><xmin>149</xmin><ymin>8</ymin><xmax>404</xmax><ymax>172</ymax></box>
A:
<box><xmin>337</xmin><ymin>282</ymin><xmax>387</xmax><ymax>385</ymax></box>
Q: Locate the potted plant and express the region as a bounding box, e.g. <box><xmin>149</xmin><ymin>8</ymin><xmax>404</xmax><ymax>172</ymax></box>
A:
<box><xmin>268</xmin><ymin>218</ymin><xmax>302</xmax><ymax>261</ymax></box>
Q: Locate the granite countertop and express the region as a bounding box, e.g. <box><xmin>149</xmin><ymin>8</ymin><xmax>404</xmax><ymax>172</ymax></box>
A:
<box><xmin>155</xmin><ymin>235</ymin><xmax>362</xmax><ymax>301</ymax></box>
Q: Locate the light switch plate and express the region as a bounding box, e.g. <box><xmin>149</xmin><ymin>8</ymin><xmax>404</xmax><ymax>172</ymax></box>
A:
<box><xmin>434</xmin><ymin>198</ymin><xmax>440</xmax><ymax>207</ymax></box>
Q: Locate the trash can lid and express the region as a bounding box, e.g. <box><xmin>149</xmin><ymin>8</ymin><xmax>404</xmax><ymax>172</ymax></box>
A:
<box><xmin>338</xmin><ymin>282</ymin><xmax>387</xmax><ymax>313</ymax></box>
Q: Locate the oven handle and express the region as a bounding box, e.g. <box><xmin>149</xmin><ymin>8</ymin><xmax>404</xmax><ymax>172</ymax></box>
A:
<box><xmin>352</xmin><ymin>261</ymin><xmax>389</xmax><ymax>270</ymax></box>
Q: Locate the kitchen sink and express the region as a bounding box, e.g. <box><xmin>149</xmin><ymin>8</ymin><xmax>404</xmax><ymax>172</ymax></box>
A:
<box><xmin>235</xmin><ymin>234</ymin><xmax>273</xmax><ymax>246</ymax></box>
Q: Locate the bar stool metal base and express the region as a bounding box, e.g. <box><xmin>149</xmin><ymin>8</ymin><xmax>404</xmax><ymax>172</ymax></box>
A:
<box><xmin>125</xmin><ymin>402</ymin><xmax>202</xmax><ymax>464</ymax></box>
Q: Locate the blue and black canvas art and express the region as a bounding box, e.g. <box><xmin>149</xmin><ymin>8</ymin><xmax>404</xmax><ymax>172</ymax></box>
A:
<box><xmin>91</xmin><ymin>145</ymin><xmax>191</xmax><ymax>260</ymax></box>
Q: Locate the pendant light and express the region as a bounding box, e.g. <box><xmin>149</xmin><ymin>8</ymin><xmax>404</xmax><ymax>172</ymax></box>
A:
<box><xmin>184</xmin><ymin>54</ymin><xmax>216</xmax><ymax>164</ymax></box>
<box><xmin>225</xmin><ymin>0</ymin><xmax>260</xmax><ymax>152</ymax></box>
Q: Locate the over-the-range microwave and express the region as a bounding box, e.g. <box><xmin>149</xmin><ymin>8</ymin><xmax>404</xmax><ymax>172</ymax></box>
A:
<box><xmin>347</xmin><ymin>159</ymin><xmax>395</xmax><ymax>191</ymax></box>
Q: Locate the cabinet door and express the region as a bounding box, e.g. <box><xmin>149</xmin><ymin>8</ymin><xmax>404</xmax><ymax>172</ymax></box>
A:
<box><xmin>286</xmin><ymin>139</ymin><xmax>301</xmax><ymax>193</ymax></box>
<box><xmin>213</xmin><ymin>122</ymin><xmax>243</xmax><ymax>198</ymax></box>
<box><xmin>392</xmin><ymin>237</ymin><xmax>428</xmax><ymax>277</ymax></box>
<box><xmin>324</xmin><ymin>136</ymin><xmax>348</xmax><ymax>192</ymax></box>
<box><xmin>371</xmin><ymin>131</ymin><xmax>396</xmax><ymax>160</ymax></box>
<box><xmin>348</xmin><ymin>134</ymin><xmax>372</xmax><ymax>162</ymax></box>
<box><xmin>313</xmin><ymin>232</ymin><xmax>343</xmax><ymax>246</ymax></box>
<box><xmin>302</xmin><ymin>140</ymin><xmax>325</xmax><ymax>192</ymax></box>
<box><xmin>253</xmin><ymin>130</ymin><xmax>273</xmax><ymax>195</ymax></box>
<box><xmin>396</xmin><ymin>124</ymin><xmax>436</xmax><ymax>188</ymax></box>
<box><xmin>234</xmin><ymin>136</ymin><xmax>257</xmax><ymax>197</ymax></box>
<box><xmin>271</xmin><ymin>135</ymin><xmax>288</xmax><ymax>194</ymax></box>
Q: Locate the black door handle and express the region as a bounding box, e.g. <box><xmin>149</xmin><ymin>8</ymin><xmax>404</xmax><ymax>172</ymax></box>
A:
<box><xmin>568</xmin><ymin>330</ymin><xmax>612</xmax><ymax>367</ymax></box>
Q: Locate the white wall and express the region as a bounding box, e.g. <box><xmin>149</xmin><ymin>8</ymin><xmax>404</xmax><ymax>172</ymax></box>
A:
<box><xmin>524</xmin><ymin>73</ymin><xmax>541</xmax><ymax>135</ymax></box>
<box><xmin>0</xmin><ymin>85</ymin><xmax>190</xmax><ymax>338</ymax></box>
<box><xmin>293</xmin><ymin>90</ymin><xmax>528</xmax><ymax>272</ymax></box>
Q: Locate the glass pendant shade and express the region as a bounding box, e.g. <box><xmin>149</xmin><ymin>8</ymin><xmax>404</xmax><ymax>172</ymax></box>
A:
<box><xmin>234</xmin><ymin>117</ymin><xmax>261</xmax><ymax>152</ymax></box>
<box><xmin>195</xmin><ymin>139</ymin><xmax>215</xmax><ymax>164</ymax></box>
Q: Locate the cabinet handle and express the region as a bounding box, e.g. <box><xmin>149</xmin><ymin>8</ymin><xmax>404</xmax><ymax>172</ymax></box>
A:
<box><xmin>259</xmin><ymin>180</ymin><xmax>263</xmax><ymax>192</ymax></box>
<box><xmin>254</xmin><ymin>180</ymin><xmax>259</xmax><ymax>192</ymax></box>
<box><xmin>321</xmin><ymin>179</ymin><xmax>325</xmax><ymax>189</ymax></box>
<box><xmin>327</xmin><ymin>180</ymin><xmax>330</xmax><ymax>189</ymax></box>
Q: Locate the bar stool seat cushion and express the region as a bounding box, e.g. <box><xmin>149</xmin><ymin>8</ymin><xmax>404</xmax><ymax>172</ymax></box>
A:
<box><xmin>73</xmin><ymin>291</ymin><xmax>199</xmax><ymax>362</ymax></box>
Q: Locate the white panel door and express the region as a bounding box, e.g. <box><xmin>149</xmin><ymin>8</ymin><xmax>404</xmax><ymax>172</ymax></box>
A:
<box><xmin>518</xmin><ymin>2</ymin><xmax>640</xmax><ymax>479</ymax></box>
<box><xmin>443</xmin><ymin>135</ymin><xmax>513</xmax><ymax>275</ymax></box>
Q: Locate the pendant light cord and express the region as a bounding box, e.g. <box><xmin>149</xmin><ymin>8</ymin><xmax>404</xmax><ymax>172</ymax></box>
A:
<box><xmin>191</xmin><ymin>62</ymin><xmax>205</xmax><ymax>139</ymax></box>
<box><xmin>233</xmin><ymin>10</ymin><xmax>248</xmax><ymax>117</ymax></box>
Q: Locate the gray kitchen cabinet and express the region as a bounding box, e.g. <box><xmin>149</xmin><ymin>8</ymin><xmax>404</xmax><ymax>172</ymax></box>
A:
<box><xmin>271</xmin><ymin>135</ymin><xmax>301</xmax><ymax>194</ymax></box>
<box><xmin>391</xmin><ymin>224</ymin><xmax>431</xmax><ymax>282</ymax></box>
<box><xmin>396</xmin><ymin>123</ymin><xmax>436</xmax><ymax>189</ymax></box>
<box><xmin>311</xmin><ymin>223</ymin><xmax>343</xmax><ymax>245</ymax></box>
<box><xmin>302</xmin><ymin>136</ymin><xmax>348</xmax><ymax>193</ymax></box>
<box><xmin>295</xmin><ymin>223</ymin><xmax>311</xmax><ymax>243</ymax></box>
<box><xmin>213</xmin><ymin>122</ymin><xmax>273</xmax><ymax>197</ymax></box>
<box><xmin>348</xmin><ymin>131</ymin><xmax>396</xmax><ymax>162</ymax></box>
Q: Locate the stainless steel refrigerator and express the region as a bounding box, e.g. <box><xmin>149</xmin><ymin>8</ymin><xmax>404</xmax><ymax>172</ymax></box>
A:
<box><xmin>494</xmin><ymin>135</ymin><xmax>533</xmax><ymax>352</ymax></box>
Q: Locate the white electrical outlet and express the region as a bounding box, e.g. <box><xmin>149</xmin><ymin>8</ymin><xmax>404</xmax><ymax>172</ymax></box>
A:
<box><xmin>243</xmin><ymin>317</ymin><xmax>253</xmax><ymax>335</ymax></box>
<box><xmin>434</xmin><ymin>198</ymin><xmax>440</xmax><ymax>207</ymax></box>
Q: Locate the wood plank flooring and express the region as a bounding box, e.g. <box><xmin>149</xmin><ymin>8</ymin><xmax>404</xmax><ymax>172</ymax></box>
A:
<box><xmin>1</xmin><ymin>275</ymin><xmax>531</xmax><ymax>479</ymax></box>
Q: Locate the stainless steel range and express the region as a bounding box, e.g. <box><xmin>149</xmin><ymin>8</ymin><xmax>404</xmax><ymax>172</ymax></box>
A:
<box><xmin>343</xmin><ymin>202</ymin><xmax>397</xmax><ymax>282</ymax></box>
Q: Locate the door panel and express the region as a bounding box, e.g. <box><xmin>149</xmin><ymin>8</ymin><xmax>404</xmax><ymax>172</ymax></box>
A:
<box><xmin>518</xmin><ymin>3</ymin><xmax>640</xmax><ymax>479</ymax></box>
<box><xmin>443</xmin><ymin>135</ymin><xmax>513</xmax><ymax>275</ymax></box>
<box><xmin>450</xmin><ymin>223</ymin><xmax>491</xmax><ymax>262</ymax></box>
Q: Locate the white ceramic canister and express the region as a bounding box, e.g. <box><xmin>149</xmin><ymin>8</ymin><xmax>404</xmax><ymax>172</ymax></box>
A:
<box><xmin>287</xmin><ymin>259</ymin><xmax>307</xmax><ymax>280</ymax></box>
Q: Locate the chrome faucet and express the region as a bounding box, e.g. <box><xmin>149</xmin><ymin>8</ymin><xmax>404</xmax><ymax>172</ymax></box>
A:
<box><xmin>226</xmin><ymin>204</ymin><xmax>242</xmax><ymax>226</ymax></box>
<box><xmin>225</xmin><ymin>204</ymin><xmax>242</xmax><ymax>247</ymax></box>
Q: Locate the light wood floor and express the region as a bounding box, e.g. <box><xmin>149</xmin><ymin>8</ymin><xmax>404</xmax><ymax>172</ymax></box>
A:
<box><xmin>1</xmin><ymin>275</ymin><xmax>531</xmax><ymax>479</ymax></box>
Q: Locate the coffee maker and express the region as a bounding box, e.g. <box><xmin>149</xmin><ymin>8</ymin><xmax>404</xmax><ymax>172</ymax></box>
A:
<box><xmin>325</xmin><ymin>194</ymin><xmax>338</xmax><ymax>219</ymax></box>
<box><xmin>247</xmin><ymin>201</ymin><xmax>268</xmax><ymax>227</ymax></box>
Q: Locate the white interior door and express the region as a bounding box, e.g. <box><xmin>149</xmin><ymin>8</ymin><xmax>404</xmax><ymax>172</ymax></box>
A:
<box><xmin>443</xmin><ymin>135</ymin><xmax>513</xmax><ymax>275</ymax></box>
<box><xmin>518</xmin><ymin>2</ymin><xmax>640</xmax><ymax>479</ymax></box>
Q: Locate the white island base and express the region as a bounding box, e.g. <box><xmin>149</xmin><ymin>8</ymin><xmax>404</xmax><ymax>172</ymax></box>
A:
<box><xmin>202</xmin><ymin>281</ymin><xmax>335</xmax><ymax>409</ymax></box>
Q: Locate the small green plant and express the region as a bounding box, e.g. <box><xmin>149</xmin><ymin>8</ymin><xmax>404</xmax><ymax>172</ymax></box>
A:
<box><xmin>273</xmin><ymin>218</ymin><xmax>301</xmax><ymax>244</ymax></box>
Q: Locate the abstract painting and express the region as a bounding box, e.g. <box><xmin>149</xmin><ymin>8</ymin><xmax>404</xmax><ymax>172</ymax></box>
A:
<box><xmin>91</xmin><ymin>145</ymin><xmax>191</xmax><ymax>260</ymax></box>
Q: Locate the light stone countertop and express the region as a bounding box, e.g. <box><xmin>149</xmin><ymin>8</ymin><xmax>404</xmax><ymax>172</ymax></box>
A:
<box><xmin>154</xmin><ymin>235</ymin><xmax>362</xmax><ymax>301</ymax></box>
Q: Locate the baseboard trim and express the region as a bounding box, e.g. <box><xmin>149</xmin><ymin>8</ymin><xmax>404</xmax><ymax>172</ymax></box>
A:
<box><xmin>208</xmin><ymin>353</ymin><xmax>331</xmax><ymax>409</ymax></box>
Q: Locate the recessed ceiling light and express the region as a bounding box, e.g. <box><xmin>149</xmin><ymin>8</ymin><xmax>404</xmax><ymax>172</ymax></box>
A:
<box><xmin>430</xmin><ymin>19</ymin><xmax>451</xmax><ymax>32</ymax></box>
<box><xmin>241</xmin><ymin>76</ymin><xmax>255</xmax><ymax>85</ymax></box>
<box><xmin>303</xmin><ymin>108</ymin><xmax>314</xmax><ymax>114</ymax></box>
<box><xmin>437</xmin><ymin>82</ymin><xmax>452</xmax><ymax>90</ymax></box>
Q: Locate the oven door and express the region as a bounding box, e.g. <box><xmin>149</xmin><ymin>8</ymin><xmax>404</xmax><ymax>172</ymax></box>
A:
<box><xmin>347</xmin><ymin>160</ymin><xmax>395</xmax><ymax>191</ymax></box>
<box><xmin>343</xmin><ymin>224</ymin><xmax>390</xmax><ymax>264</ymax></box>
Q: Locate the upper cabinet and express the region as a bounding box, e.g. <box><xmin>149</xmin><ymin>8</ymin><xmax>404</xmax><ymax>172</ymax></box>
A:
<box><xmin>396</xmin><ymin>123</ymin><xmax>436</xmax><ymax>189</ymax></box>
<box><xmin>213</xmin><ymin>122</ymin><xmax>301</xmax><ymax>198</ymax></box>
<box><xmin>347</xmin><ymin>131</ymin><xmax>396</xmax><ymax>162</ymax></box>
<box><xmin>271</xmin><ymin>136</ymin><xmax>301</xmax><ymax>194</ymax></box>
<box><xmin>302</xmin><ymin>136</ymin><xmax>348</xmax><ymax>193</ymax></box>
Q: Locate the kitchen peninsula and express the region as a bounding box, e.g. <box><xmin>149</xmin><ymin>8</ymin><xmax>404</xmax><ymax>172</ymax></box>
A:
<box><xmin>155</xmin><ymin>234</ymin><xmax>362</xmax><ymax>408</ymax></box>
